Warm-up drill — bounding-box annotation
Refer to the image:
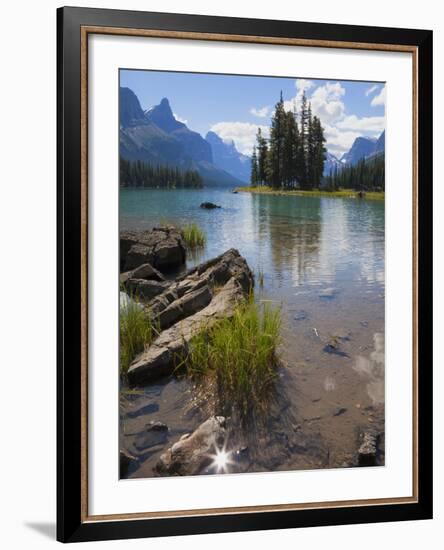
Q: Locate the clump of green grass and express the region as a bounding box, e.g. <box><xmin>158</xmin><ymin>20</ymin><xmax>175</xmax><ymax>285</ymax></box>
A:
<box><xmin>181</xmin><ymin>223</ymin><xmax>206</xmax><ymax>248</ymax></box>
<box><xmin>120</xmin><ymin>300</ymin><xmax>154</xmax><ymax>375</ymax></box>
<box><xmin>183</xmin><ymin>298</ymin><xmax>281</xmax><ymax>415</ymax></box>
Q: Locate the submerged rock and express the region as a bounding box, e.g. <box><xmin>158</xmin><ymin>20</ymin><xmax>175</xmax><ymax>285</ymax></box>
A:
<box><xmin>120</xmin><ymin>227</ymin><xmax>186</xmax><ymax>272</ymax></box>
<box><xmin>156</xmin><ymin>416</ymin><xmax>226</xmax><ymax>475</ymax></box>
<box><xmin>200</xmin><ymin>202</ymin><xmax>221</xmax><ymax>209</ymax></box>
<box><xmin>294</xmin><ymin>310</ymin><xmax>309</xmax><ymax>321</ymax></box>
<box><xmin>134</xmin><ymin>421</ymin><xmax>169</xmax><ymax>451</ymax></box>
<box><xmin>125</xmin><ymin>402</ymin><xmax>159</xmax><ymax>419</ymax></box>
<box><xmin>323</xmin><ymin>335</ymin><xmax>349</xmax><ymax>357</ymax></box>
<box><xmin>120</xmin><ymin>449</ymin><xmax>138</xmax><ymax>476</ymax></box>
<box><xmin>319</xmin><ymin>287</ymin><xmax>337</xmax><ymax>299</ymax></box>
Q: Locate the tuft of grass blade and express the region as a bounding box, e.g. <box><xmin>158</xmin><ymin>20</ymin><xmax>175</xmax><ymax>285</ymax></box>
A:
<box><xmin>181</xmin><ymin>223</ymin><xmax>206</xmax><ymax>249</ymax></box>
<box><xmin>183</xmin><ymin>297</ymin><xmax>281</xmax><ymax>415</ymax></box>
<box><xmin>120</xmin><ymin>298</ymin><xmax>155</xmax><ymax>375</ymax></box>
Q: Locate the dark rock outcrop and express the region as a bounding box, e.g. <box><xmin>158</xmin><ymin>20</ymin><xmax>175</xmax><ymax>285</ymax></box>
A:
<box><xmin>125</xmin><ymin>279</ymin><xmax>170</xmax><ymax>301</ymax></box>
<box><xmin>127</xmin><ymin>249</ymin><xmax>253</xmax><ymax>385</ymax></box>
<box><xmin>358</xmin><ymin>431</ymin><xmax>378</xmax><ymax>466</ymax></box>
<box><xmin>121</xmin><ymin>262</ymin><xmax>168</xmax><ymax>300</ymax></box>
<box><xmin>200</xmin><ymin>202</ymin><xmax>221</xmax><ymax>209</ymax></box>
<box><xmin>156</xmin><ymin>416</ymin><xmax>226</xmax><ymax>475</ymax></box>
<box><xmin>120</xmin><ymin>227</ymin><xmax>186</xmax><ymax>272</ymax></box>
<box><xmin>156</xmin><ymin>285</ymin><xmax>213</xmax><ymax>330</ymax></box>
<box><xmin>121</xmin><ymin>263</ymin><xmax>166</xmax><ymax>284</ymax></box>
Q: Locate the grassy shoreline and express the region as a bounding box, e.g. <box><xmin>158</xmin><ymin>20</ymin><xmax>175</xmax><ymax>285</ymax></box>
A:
<box><xmin>236</xmin><ymin>185</ymin><xmax>385</xmax><ymax>201</ymax></box>
<box><xmin>183</xmin><ymin>297</ymin><xmax>281</xmax><ymax>416</ymax></box>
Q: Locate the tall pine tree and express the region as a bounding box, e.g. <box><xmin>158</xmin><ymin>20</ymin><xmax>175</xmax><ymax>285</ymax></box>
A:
<box><xmin>267</xmin><ymin>91</ymin><xmax>286</xmax><ymax>188</ymax></box>
<box><xmin>250</xmin><ymin>90</ymin><xmax>326</xmax><ymax>190</ymax></box>
<box><xmin>250</xmin><ymin>146</ymin><xmax>259</xmax><ymax>185</ymax></box>
<box><xmin>257</xmin><ymin>128</ymin><xmax>268</xmax><ymax>185</ymax></box>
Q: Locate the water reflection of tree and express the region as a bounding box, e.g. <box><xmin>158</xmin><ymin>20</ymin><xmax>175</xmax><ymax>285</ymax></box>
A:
<box><xmin>251</xmin><ymin>194</ymin><xmax>322</xmax><ymax>286</ymax></box>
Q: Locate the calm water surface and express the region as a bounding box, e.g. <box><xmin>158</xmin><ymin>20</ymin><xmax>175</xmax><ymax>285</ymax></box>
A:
<box><xmin>120</xmin><ymin>188</ymin><xmax>385</xmax><ymax>477</ymax></box>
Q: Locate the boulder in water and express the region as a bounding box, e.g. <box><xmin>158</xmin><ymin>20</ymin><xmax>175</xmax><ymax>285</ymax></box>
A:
<box><xmin>120</xmin><ymin>227</ymin><xmax>186</xmax><ymax>272</ymax></box>
<box><xmin>200</xmin><ymin>202</ymin><xmax>221</xmax><ymax>209</ymax></box>
<box><xmin>156</xmin><ymin>416</ymin><xmax>226</xmax><ymax>475</ymax></box>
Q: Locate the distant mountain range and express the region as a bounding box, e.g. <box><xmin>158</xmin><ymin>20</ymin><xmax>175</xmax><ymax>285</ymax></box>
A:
<box><xmin>119</xmin><ymin>88</ymin><xmax>248</xmax><ymax>186</ymax></box>
<box><xmin>205</xmin><ymin>131</ymin><xmax>251</xmax><ymax>183</ymax></box>
<box><xmin>323</xmin><ymin>131</ymin><xmax>385</xmax><ymax>176</ymax></box>
<box><xmin>120</xmin><ymin>87</ymin><xmax>384</xmax><ymax>186</ymax></box>
<box><xmin>323</xmin><ymin>152</ymin><xmax>343</xmax><ymax>177</ymax></box>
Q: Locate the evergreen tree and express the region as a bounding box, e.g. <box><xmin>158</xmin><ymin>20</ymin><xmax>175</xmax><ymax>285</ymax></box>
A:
<box><xmin>326</xmin><ymin>153</ymin><xmax>385</xmax><ymax>191</ymax></box>
<box><xmin>267</xmin><ymin>91</ymin><xmax>286</xmax><ymax>188</ymax></box>
<box><xmin>250</xmin><ymin>146</ymin><xmax>259</xmax><ymax>185</ymax></box>
<box><xmin>251</xmin><ymin>90</ymin><xmax>326</xmax><ymax>190</ymax></box>
<box><xmin>119</xmin><ymin>158</ymin><xmax>203</xmax><ymax>188</ymax></box>
<box><xmin>282</xmin><ymin>110</ymin><xmax>298</xmax><ymax>188</ymax></box>
<box><xmin>311</xmin><ymin>116</ymin><xmax>327</xmax><ymax>188</ymax></box>
<box><xmin>257</xmin><ymin>128</ymin><xmax>268</xmax><ymax>185</ymax></box>
<box><xmin>299</xmin><ymin>91</ymin><xmax>310</xmax><ymax>188</ymax></box>
<box><xmin>306</xmin><ymin>103</ymin><xmax>315</xmax><ymax>187</ymax></box>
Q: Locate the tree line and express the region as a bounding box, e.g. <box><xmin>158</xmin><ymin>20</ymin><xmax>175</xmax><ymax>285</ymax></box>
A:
<box><xmin>251</xmin><ymin>91</ymin><xmax>326</xmax><ymax>189</ymax></box>
<box><xmin>324</xmin><ymin>153</ymin><xmax>385</xmax><ymax>192</ymax></box>
<box><xmin>120</xmin><ymin>158</ymin><xmax>203</xmax><ymax>189</ymax></box>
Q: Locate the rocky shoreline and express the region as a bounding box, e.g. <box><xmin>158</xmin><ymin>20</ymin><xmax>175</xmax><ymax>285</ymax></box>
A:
<box><xmin>119</xmin><ymin>227</ymin><xmax>384</xmax><ymax>478</ymax></box>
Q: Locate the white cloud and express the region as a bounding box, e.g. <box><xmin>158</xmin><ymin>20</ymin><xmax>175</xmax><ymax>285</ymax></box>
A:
<box><xmin>284</xmin><ymin>80</ymin><xmax>384</xmax><ymax>155</ymax></box>
<box><xmin>310</xmin><ymin>82</ymin><xmax>346</xmax><ymax>124</ymax></box>
<box><xmin>295</xmin><ymin>79</ymin><xmax>314</xmax><ymax>94</ymax></box>
<box><xmin>250</xmin><ymin>106</ymin><xmax>271</xmax><ymax>118</ymax></box>
<box><xmin>210</xmin><ymin>122</ymin><xmax>269</xmax><ymax>155</ymax></box>
<box><xmin>283</xmin><ymin>79</ymin><xmax>315</xmax><ymax>113</ymax></box>
<box><xmin>216</xmin><ymin>79</ymin><xmax>385</xmax><ymax>158</ymax></box>
<box><xmin>283</xmin><ymin>81</ymin><xmax>346</xmax><ymax>126</ymax></box>
<box><xmin>336</xmin><ymin>114</ymin><xmax>385</xmax><ymax>133</ymax></box>
<box><xmin>323</xmin><ymin>124</ymin><xmax>362</xmax><ymax>158</ymax></box>
<box><xmin>365</xmin><ymin>84</ymin><xmax>379</xmax><ymax>97</ymax></box>
<box><xmin>371</xmin><ymin>87</ymin><xmax>386</xmax><ymax>107</ymax></box>
<box><xmin>173</xmin><ymin>112</ymin><xmax>188</xmax><ymax>124</ymax></box>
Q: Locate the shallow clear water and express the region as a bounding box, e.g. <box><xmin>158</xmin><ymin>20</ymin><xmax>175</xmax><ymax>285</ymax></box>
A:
<box><xmin>120</xmin><ymin>187</ymin><xmax>385</xmax><ymax>477</ymax></box>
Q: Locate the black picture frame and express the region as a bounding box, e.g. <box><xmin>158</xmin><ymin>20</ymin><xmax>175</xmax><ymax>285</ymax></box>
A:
<box><xmin>57</xmin><ymin>6</ymin><xmax>433</xmax><ymax>543</ymax></box>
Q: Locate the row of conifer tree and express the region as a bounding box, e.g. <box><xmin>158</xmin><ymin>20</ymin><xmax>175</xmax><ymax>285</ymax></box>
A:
<box><xmin>250</xmin><ymin>92</ymin><xmax>326</xmax><ymax>189</ymax></box>
<box><xmin>120</xmin><ymin>158</ymin><xmax>203</xmax><ymax>189</ymax></box>
<box><xmin>324</xmin><ymin>153</ymin><xmax>385</xmax><ymax>192</ymax></box>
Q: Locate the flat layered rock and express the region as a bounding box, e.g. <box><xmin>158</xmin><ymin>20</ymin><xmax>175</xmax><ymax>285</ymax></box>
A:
<box><xmin>120</xmin><ymin>263</ymin><xmax>166</xmax><ymax>285</ymax></box>
<box><xmin>127</xmin><ymin>277</ymin><xmax>246</xmax><ymax>384</ymax></box>
<box><xmin>127</xmin><ymin>249</ymin><xmax>253</xmax><ymax>385</ymax></box>
<box><xmin>156</xmin><ymin>416</ymin><xmax>226</xmax><ymax>475</ymax></box>
<box><xmin>125</xmin><ymin>278</ymin><xmax>170</xmax><ymax>301</ymax></box>
<box><xmin>156</xmin><ymin>284</ymin><xmax>213</xmax><ymax>330</ymax></box>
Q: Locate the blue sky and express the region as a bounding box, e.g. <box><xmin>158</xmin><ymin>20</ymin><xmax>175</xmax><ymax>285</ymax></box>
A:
<box><xmin>120</xmin><ymin>69</ymin><xmax>385</xmax><ymax>158</ymax></box>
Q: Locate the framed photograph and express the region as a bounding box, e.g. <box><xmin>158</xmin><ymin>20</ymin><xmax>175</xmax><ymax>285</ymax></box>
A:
<box><xmin>57</xmin><ymin>6</ymin><xmax>433</xmax><ymax>543</ymax></box>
